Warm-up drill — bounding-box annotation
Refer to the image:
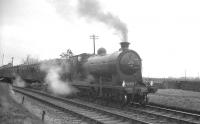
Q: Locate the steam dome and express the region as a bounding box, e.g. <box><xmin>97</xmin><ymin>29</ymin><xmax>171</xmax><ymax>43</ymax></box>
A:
<box><xmin>97</xmin><ymin>48</ymin><xmax>107</xmax><ymax>55</ymax></box>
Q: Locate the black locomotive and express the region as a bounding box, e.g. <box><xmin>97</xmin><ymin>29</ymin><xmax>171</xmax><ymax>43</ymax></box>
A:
<box><xmin>0</xmin><ymin>41</ymin><xmax>156</xmax><ymax>105</ymax></box>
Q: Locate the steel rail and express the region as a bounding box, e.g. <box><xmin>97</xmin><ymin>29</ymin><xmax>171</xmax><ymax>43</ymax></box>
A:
<box><xmin>13</xmin><ymin>86</ymin><xmax>152</xmax><ymax>124</ymax></box>
<box><xmin>13</xmin><ymin>86</ymin><xmax>200</xmax><ymax>124</ymax></box>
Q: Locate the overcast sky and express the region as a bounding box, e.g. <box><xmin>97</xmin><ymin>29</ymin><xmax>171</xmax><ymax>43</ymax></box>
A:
<box><xmin>0</xmin><ymin>0</ymin><xmax>200</xmax><ymax>78</ymax></box>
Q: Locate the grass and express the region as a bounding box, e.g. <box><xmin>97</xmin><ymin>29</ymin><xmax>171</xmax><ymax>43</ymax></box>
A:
<box><xmin>149</xmin><ymin>89</ymin><xmax>200</xmax><ymax>112</ymax></box>
<box><xmin>0</xmin><ymin>82</ymin><xmax>44</xmax><ymax>124</ymax></box>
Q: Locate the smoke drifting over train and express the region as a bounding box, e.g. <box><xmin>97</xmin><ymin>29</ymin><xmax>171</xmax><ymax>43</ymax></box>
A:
<box><xmin>77</xmin><ymin>0</ymin><xmax>128</xmax><ymax>42</ymax></box>
<box><xmin>49</xmin><ymin>0</ymin><xmax>128</xmax><ymax>42</ymax></box>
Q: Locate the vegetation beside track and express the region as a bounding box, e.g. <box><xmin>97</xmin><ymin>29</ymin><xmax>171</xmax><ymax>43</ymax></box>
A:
<box><xmin>149</xmin><ymin>89</ymin><xmax>200</xmax><ymax>112</ymax></box>
<box><xmin>0</xmin><ymin>82</ymin><xmax>43</xmax><ymax>124</ymax></box>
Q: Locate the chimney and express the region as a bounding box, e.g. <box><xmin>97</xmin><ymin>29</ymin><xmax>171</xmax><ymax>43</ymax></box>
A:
<box><xmin>120</xmin><ymin>41</ymin><xmax>130</xmax><ymax>51</ymax></box>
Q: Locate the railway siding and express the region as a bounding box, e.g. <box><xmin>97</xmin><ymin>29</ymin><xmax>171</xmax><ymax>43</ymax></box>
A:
<box><xmin>13</xmin><ymin>87</ymin><xmax>151</xmax><ymax>124</ymax></box>
<box><xmin>12</xmin><ymin>86</ymin><xmax>200</xmax><ymax>124</ymax></box>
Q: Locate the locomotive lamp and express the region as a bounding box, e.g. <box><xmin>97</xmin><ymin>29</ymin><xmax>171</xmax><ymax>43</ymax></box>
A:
<box><xmin>150</xmin><ymin>81</ymin><xmax>154</xmax><ymax>86</ymax></box>
<box><xmin>120</xmin><ymin>41</ymin><xmax>130</xmax><ymax>51</ymax></box>
<box><xmin>122</xmin><ymin>80</ymin><xmax>126</xmax><ymax>87</ymax></box>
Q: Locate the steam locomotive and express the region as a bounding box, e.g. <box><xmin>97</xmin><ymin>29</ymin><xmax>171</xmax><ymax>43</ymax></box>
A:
<box><xmin>0</xmin><ymin>41</ymin><xmax>156</xmax><ymax>105</ymax></box>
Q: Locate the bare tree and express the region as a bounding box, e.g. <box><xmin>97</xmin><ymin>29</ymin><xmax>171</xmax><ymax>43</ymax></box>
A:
<box><xmin>22</xmin><ymin>55</ymin><xmax>39</xmax><ymax>65</ymax></box>
<box><xmin>60</xmin><ymin>49</ymin><xmax>73</xmax><ymax>59</ymax></box>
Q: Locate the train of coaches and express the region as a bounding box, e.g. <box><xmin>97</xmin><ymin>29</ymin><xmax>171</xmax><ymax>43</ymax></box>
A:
<box><xmin>0</xmin><ymin>41</ymin><xmax>157</xmax><ymax>105</ymax></box>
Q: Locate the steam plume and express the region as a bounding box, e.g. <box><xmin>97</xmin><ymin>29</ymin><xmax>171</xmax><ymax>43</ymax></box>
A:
<box><xmin>40</xmin><ymin>61</ymin><xmax>77</xmax><ymax>95</ymax></box>
<box><xmin>13</xmin><ymin>76</ymin><xmax>26</xmax><ymax>87</ymax></box>
<box><xmin>78</xmin><ymin>0</ymin><xmax>128</xmax><ymax>41</ymax></box>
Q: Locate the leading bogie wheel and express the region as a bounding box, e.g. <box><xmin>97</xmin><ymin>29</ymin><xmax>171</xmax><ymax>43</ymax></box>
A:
<box><xmin>120</xmin><ymin>94</ymin><xmax>128</xmax><ymax>107</ymax></box>
<box><xmin>140</xmin><ymin>94</ymin><xmax>148</xmax><ymax>106</ymax></box>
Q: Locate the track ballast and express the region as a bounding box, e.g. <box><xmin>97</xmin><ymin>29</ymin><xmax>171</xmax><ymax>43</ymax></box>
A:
<box><xmin>12</xmin><ymin>86</ymin><xmax>200</xmax><ymax>124</ymax></box>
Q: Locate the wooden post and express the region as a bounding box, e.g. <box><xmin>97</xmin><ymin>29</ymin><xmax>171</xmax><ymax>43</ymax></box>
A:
<box><xmin>42</xmin><ymin>111</ymin><xmax>46</xmax><ymax>121</ymax></box>
<box><xmin>99</xmin><ymin>76</ymin><xmax>102</xmax><ymax>97</ymax></box>
<box><xmin>21</xmin><ymin>96</ymin><xmax>24</xmax><ymax>104</ymax></box>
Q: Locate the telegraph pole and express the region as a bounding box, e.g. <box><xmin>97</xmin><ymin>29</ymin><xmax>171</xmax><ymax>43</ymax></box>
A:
<box><xmin>185</xmin><ymin>69</ymin><xmax>187</xmax><ymax>81</ymax></box>
<box><xmin>11</xmin><ymin>57</ymin><xmax>14</xmax><ymax>66</ymax></box>
<box><xmin>2</xmin><ymin>54</ymin><xmax>4</xmax><ymax>66</ymax></box>
<box><xmin>90</xmin><ymin>34</ymin><xmax>99</xmax><ymax>55</ymax></box>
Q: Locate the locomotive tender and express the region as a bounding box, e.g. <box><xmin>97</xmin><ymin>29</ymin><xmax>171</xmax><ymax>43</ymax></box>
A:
<box><xmin>0</xmin><ymin>41</ymin><xmax>156</xmax><ymax>105</ymax></box>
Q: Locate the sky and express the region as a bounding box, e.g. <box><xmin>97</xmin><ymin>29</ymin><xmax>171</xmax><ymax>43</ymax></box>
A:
<box><xmin>0</xmin><ymin>0</ymin><xmax>200</xmax><ymax>78</ymax></box>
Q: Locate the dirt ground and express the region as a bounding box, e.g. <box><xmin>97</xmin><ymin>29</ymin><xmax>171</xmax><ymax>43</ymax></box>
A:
<box><xmin>0</xmin><ymin>82</ymin><xmax>44</xmax><ymax>124</ymax></box>
<box><xmin>149</xmin><ymin>89</ymin><xmax>200</xmax><ymax>112</ymax></box>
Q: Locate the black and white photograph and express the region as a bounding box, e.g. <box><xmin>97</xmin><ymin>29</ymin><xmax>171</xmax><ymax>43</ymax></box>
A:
<box><xmin>0</xmin><ymin>0</ymin><xmax>200</xmax><ymax>123</ymax></box>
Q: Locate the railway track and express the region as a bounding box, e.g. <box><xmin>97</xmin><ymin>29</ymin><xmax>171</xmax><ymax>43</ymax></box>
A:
<box><xmin>75</xmin><ymin>98</ymin><xmax>200</xmax><ymax>124</ymax></box>
<box><xmin>12</xmin><ymin>86</ymin><xmax>200</xmax><ymax>124</ymax></box>
<box><xmin>126</xmin><ymin>104</ymin><xmax>200</xmax><ymax>124</ymax></box>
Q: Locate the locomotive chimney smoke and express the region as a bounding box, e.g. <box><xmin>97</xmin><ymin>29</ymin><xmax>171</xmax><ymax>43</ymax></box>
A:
<box><xmin>120</xmin><ymin>41</ymin><xmax>130</xmax><ymax>51</ymax></box>
<box><xmin>78</xmin><ymin>0</ymin><xmax>128</xmax><ymax>41</ymax></box>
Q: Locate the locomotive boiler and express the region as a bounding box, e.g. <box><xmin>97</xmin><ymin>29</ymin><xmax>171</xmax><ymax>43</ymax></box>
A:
<box><xmin>83</xmin><ymin>42</ymin><xmax>142</xmax><ymax>83</ymax></box>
